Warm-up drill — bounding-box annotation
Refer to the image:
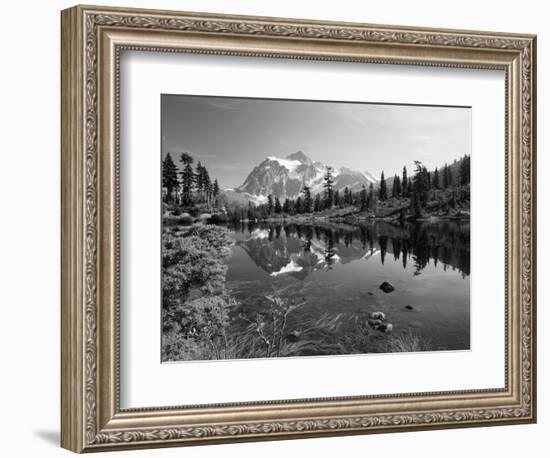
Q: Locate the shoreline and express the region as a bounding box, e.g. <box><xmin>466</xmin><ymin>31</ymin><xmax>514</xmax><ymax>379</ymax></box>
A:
<box><xmin>254</xmin><ymin>214</ymin><xmax>470</xmax><ymax>223</ymax></box>
<box><xmin>164</xmin><ymin>213</ymin><xmax>470</xmax><ymax>226</ymax></box>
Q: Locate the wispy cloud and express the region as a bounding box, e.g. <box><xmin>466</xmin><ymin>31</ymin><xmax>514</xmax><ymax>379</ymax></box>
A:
<box><xmin>201</xmin><ymin>98</ymin><xmax>251</xmax><ymax>111</ymax></box>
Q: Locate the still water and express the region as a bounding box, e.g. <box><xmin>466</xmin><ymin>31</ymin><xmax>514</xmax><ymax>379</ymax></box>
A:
<box><xmin>224</xmin><ymin>220</ymin><xmax>470</xmax><ymax>353</ymax></box>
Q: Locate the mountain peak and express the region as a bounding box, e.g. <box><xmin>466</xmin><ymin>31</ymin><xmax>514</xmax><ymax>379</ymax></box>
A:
<box><xmin>235</xmin><ymin>151</ymin><xmax>376</xmax><ymax>201</ymax></box>
<box><xmin>286</xmin><ymin>150</ymin><xmax>310</xmax><ymax>163</ymax></box>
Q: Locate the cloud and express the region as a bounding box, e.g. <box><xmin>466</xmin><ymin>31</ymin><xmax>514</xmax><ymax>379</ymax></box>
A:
<box><xmin>201</xmin><ymin>98</ymin><xmax>251</xmax><ymax>111</ymax></box>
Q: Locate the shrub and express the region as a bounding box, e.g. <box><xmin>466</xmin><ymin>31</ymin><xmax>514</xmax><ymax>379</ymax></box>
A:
<box><xmin>188</xmin><ymin>206</ymin><xmax>201</xmax><ymax>217</ymax></box>
<box><xmin>161</xmin><ymin>224</ymin><xmax>236</xmax><ymax>361</ymax></box>
<box><xmin>162</xmin><ymin>294</ymin><xmax>237</xmax><ymax>361</ymax></box>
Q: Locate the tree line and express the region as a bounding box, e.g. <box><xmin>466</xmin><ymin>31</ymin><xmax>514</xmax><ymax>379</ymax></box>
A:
<box><xmin>386</xmin><ymin>155</ymin><xmax>470</xmax><ymax>201</ymax></box>
<box><xmin>237</xmin><ymin>155</ymin><xmax>470</xmax><ymax>221</ymax></box>
<box><xmin>238</xmin><ymin>166</ymin><xmax>378</xmax><ymax>221</ymax></box>
<box><xmin>163</xmin><ymin>151</ymin><xmax>470</xmax><ymax>220</ymax></box>
<box><xmin>162</xmin><ymin>152</ymin><xmax>220</xmax><ymax>206</ymax></box>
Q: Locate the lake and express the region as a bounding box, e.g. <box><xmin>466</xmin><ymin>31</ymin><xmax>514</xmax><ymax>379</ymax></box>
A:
<box><xmin>223</xmin><ymin>220</ymin><xmax>470</xmax><ymax>356</ymax></box>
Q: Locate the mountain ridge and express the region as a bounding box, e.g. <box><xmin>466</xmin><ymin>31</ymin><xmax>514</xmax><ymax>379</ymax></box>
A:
<box><xmin>233</xmin><ymin>150</ymin><xmax>377</xmax><ymax>203</ymax></box>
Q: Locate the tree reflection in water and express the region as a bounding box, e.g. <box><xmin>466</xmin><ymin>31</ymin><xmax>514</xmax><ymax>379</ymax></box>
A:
<box><xmin>232</xmin><ymin>220</ymin><xmax>470</xmax><ymax>279</ymax></box>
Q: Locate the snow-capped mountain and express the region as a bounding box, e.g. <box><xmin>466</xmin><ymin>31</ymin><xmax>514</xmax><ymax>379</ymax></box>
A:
<box><xmin>234</xmin><ymin>151</ymin><xmax>377</xmax><ymax>202</ymax></box>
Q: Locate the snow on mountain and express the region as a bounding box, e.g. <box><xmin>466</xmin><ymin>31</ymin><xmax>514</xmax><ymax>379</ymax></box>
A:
<box><xmin>266</xmin><ymin>156</ymin><xmax>301</xmax><ymax>174</ymax></box>
<box><xmin>233</xmin><ymin>151</ymin><xmax>377</xmax><ymax>203</ymax></box>
<box><xmin>362</xmin><ymin>171</ymin><xmax>378</xmax><ymax>184</ymax></box>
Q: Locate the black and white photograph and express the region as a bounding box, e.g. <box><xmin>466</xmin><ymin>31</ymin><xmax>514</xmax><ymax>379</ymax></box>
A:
<box><xmin>161</xmin><ymin>95</ymin><xmax>471</xmax><ymax>362</ymax></box>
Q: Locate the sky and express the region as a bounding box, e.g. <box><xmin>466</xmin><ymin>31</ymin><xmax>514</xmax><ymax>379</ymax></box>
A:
<box><xmin>161</xmin><ymin>94</ymin><xmax>471</xmax><ymax>190</ymax></box>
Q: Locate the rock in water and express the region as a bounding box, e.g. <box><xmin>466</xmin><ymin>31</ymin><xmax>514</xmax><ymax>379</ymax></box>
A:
<box><xmin>369</xmin><ymin>311</ymin><xmax>386</xmax><ymax>321</ymax></box>
<box><xmin>379</xmin><ymin>281</ymin><xmax>395</xmax><ymax>293</ymax></box>
<box><xmin>368</xmin><ymin>319</ymin><xmax>383</xmax><ymax>329</ymax></box>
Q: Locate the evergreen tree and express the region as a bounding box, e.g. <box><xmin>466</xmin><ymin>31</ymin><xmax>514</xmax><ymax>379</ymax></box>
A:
<box><xmin>333</xmin><ymin>189</ymin><xmax>340</xmax><ymax>207</ymax></box>
<box><xmin>425</xmin><ymin>167</ymin><xmax>432</xmax><ymax>191</ymax></box>
<box><xmin>433</xmin><ymin>167</ymin><xmax>440</xmax><ymax>189</ymax></box>
<box><xmin>301</xmin><ymin>186</ymin><xmax>313</xmax><ymax>213</ymax></box>
<box><xmin>410</xmin><ymin>189</ymin><xmax>422</xmax><ymax>217</ymax></box>
<box><xmin>274</xmin><ymin>196</ymin><xmax>282</xmax><ymax>214</ymax></box>
<box><xmin>313</xmin><ymin>193</ymin><xmax>321</xmax><ymax>212</ymax></box>
<box><xmin>443</xmin><ymin>163</ymin><xmax>453</xmax><ymax>188</ymax></box>
<box><xmin>194</xmin><ymin>161</ymin><xmax>211</xmax><ymax>202</ymax></box>
<box><xmin>295</xmin><ymin>196</ymin><xmax>303</xmax><ymax>214</ymax></box>
<box><xmin>162</xmin><ymin>153</ymin><xmax>179</xmax><ymax>202</ymax></box>
<box><xmin>412</xmin><ymin>161</ymin><xmax>430</xmax><ymax>210</ymax></box>
<box><xmin>402</xmin><ymin>166</ymin><xmax>408</xmax><ymax>197</ymax></box>
<box><xmin>212</xmin><ymin>178</ymin><xmax>220</xmax><ymax>197</ymax></box>
<box><xmin>267</xmin><ymin>194</ymin><xmax>274</xmax><ymax>214</ymax></box>
<box><xmin>283</xmin><ymin>198</ymin><xmax>291</xmax><ymax>214</ymax></box>
<box><xmin>367</xmin><ymin>183</ymin><xmax>374</xmax><ymax>210</ymax></box>
<box><xmin>179</xmin><ymin>152</ymin><xmax>194</xmax><ymax>205</ymax></box>
<box><xmin>392</xmin><ymin>174</ymin><xmax>402</xmax><ymax>198</ymax></box>
<box><xmin>379</xmin><ymin>171</ymin><xmax>388</xmax><ymax>200</ymax></box>
<box><xmin>179</xmin><ymin>152</ymin><xmax>193</xmax><ymax>164</ymax></box>
<box><xmin>343</xmin><ymin>186</ymin><xmax>350</xmax><ymax>206</ymax></box>
<box><xmin>202</xmin><ymin>167</ymin><xmax>212</xmax><ymax>205</ymax></box>
<box><xmin>194</xmin><ymin>161</ymin><xmax>203</xmax><ymax>193</ymax></box>
<box><xmin>323</xmin><ymin>166</ymin><xmax>335</xmax><ymax>208</ymax></box>
<box><xmin>459</xmin><ymin>155</ymin><xmax>470</xmax><ymax>185</ymax></box>
<box><xmin>359</xmin><ymin>184</ymin><xmax>367</xmax><ymax>210</ymax></box>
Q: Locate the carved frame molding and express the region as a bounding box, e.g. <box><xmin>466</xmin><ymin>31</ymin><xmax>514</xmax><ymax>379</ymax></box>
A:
<box><xmin>61</xmin><ymin>5</ymin><xmax>536</xmax><ymax>453</ymax></box>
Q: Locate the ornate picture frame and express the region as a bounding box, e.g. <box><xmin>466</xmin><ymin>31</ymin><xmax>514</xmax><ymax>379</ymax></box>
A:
<box><xmin>61</xmin><ymin>4</ymin><xmax>536</xmax><ymax>453</ymax></box>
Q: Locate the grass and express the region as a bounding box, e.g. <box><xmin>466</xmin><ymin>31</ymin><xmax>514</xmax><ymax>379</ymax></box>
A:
<box><xmin>380</xmin><ymin>330</ymin><xmax>433</xmax><ymax>353</ymax></box>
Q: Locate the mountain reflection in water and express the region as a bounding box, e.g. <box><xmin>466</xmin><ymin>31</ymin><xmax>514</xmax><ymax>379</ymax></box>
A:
<box><xmin>225</xmin><ymin>220</ymin><xmax>470</xmax><ymax>353</ymax></box>
<box><xmin>232</xmin><ymin>221</ymin><xmax>469</xmax><ymax>279</ymax></box>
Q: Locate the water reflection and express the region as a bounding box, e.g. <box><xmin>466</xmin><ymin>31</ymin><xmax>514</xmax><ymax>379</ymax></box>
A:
<box><xmin>230</xmin><ymin>220</ymin><xmax>470</xmax><ymax>280</ymax></box>
<box><xmin>223</xmin><ymin>220</ymin><xmax>470</xmax><ymax>353</ymax></box>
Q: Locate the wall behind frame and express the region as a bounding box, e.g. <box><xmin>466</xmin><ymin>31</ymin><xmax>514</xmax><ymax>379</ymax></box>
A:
<box><xmin>0</xmin><ymin>1</ymin><xmax>544</xmax><ymax>457</ymax></box>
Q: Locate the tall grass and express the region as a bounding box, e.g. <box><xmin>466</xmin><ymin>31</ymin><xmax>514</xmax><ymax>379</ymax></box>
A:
<box><xmin>380</xmin><ymin>330</ymin><xmax>433</xmax><ymax>353</ymax></box>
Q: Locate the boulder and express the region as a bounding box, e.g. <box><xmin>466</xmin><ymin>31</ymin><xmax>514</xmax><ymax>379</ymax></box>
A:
<box><xmin>405</xmin><ymin>305</ymin><xmax>414</xmax><ymax>310</ymax></box>
<box><xmin>369</xmin><ymin>311</ymin><xmax>386</xmax><ymax>321</ymax></box>
<box><xmin>368</xmin><ymin>319</ymin><xmax>383</xmax><ymax>328</ymax></box>
<box><xmin>379</xmin><ymin>281</ymin><xmax>395</xmax><ymax>293</ymax></box>
<box><xmin>378</xmin><ymin>323</ymin><xmax>393</xmax><ymax>333</ymax></box>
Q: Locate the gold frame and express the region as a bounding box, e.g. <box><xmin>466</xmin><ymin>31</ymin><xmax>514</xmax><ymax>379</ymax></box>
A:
<box><xmin>61</xmin><ymin>4</ymin><xmax>537</xmax><ymax>453</ymax></box>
